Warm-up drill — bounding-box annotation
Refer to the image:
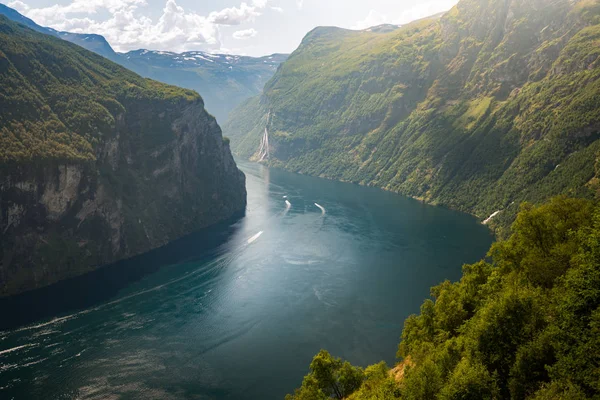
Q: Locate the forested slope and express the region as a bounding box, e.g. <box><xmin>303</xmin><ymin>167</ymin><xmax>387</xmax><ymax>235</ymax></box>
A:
<box><xmin>288</xmin><ymin>197</ymin><xmax>600</xmax><ymax>399</ymax></box>
<box><xmin>226</xmin><ymin>0</ymin><xmax>600</xmax><ymax>233</ymax></box>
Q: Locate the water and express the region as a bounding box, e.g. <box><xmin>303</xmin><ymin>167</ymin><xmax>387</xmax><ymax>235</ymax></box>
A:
<box><xmin>0</xmin><ymin>161</ymin><xmax>493</xmax><ymax>399</ymax></box>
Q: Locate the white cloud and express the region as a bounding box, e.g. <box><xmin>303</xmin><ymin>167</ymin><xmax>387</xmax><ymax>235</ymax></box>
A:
<box><xmin>395</xmin><ymin>0</ymin><xmax>458</xmax><ymax>24</ymax></box>
<box><xmin>271</xmin><ymin>6</ymin><xmax>284</xmax><ymax>13</ymax></box>
<box><xmin>352</xmin><ymin>10</ymin><xmax>387</xmax><ymax>30</ymax></box>
<box><xmin>7</xmin><ymin>1</ymin><xmax>30</xmax><ymax>12</ymax></box>
<box><xmin>233</xmin><ymin>28</ymin><xmax>258</xmax><ymax>40</ymax></box>
<box><xmin>296</xmin><ymin>0</ymin><xmax>304</xmax><ymax>10</ymax></box>
<box><xmin>208</xmin><ymin>2</ymin><xmax>261</xmax><ymax>25</ymax></box>
<box><xmin>353</xmin><ymin>0</ymin><xmax>458</xmax><ymax>30</ymax></box>
<box><xmin>10</xmin><ymin>0</ymin><xmax>271</xmax><ymax>52</ymax></box>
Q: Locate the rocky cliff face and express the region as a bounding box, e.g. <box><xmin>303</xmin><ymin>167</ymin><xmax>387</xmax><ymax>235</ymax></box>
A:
<box><xmin>0</xmin><ymin>17</ymin><xmax>246</xmax><ymax>296</ymax></box>
<box><xmin>0</xmin><ymin>99</ymin><xmax>246</xmax><ymax>297</ymax></box>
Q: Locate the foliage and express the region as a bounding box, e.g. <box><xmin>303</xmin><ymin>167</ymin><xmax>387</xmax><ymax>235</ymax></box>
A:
<box><xmin>0</xmin><ymin>15</ymin><xmax>200</xmax><ymax>164</ymax></box>
<box><xmin>286</xmin><ymin>350</ymin><xmax>365</xmax><ymax>400</ymax></box>
<box><xmin>288</xmin><ymin>197</ymin><xmax>600</xmax><ymax>399</ymax></box>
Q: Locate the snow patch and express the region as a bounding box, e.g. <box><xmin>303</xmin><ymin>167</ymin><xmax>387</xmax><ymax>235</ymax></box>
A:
<box><xmin>195</xmin><ymin>55</ymin><xmax>214</xmax><ymax>62</ymax></box>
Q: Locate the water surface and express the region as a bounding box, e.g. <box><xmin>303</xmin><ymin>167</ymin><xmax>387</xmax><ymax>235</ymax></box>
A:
<box><xmin>0</xmin><ymin>161</ymin><xmax>493</xmax><ymax>399</ymax></box>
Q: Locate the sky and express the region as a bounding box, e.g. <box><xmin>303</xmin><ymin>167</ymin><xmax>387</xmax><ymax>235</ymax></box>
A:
<box><xmin>3</xmin><ymin>0</ymin><xmax>459</xmax><ymax>56</ymax></box>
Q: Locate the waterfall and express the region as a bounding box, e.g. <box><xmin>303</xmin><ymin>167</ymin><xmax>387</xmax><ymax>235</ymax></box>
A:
<box><xmin>258</xmin><ymin>110</ymin><xmax>271</xmax><ymax>161</ymax></box>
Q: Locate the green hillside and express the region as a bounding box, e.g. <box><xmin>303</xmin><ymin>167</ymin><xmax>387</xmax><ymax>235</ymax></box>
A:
<box><xmin>225</xmin><ymin>0</ymin><xmax>600</xmax><ymax>234</ymax></box>
<box><xmin>287</xmin><ymin>197</ymin><xmax>600</xmax><ymax>399</ymax></box>
<box><xmin>0</xmin><ymin>14</ymin><xmax>198</xmax><ymax>164</ymax></box>
<box><xmin>0</xmin><ymin>15</ymin><xmax>246</xmax><ymax>296</ymax></box>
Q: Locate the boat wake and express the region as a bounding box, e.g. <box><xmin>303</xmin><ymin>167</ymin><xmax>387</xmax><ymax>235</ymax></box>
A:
<box><xmin>282</xmin><ymin>199</ymin><xmax>292</xmax><ymax>217</ymax></box>
<box><xmin>247</xmin><ymin>231</ymin><xmax>264</xmax><ymax>244</ymax></box>
<box><xmin>314</xmin><ymin>203</ymin><xmax>326</xmax><ymax>215</ymax></box>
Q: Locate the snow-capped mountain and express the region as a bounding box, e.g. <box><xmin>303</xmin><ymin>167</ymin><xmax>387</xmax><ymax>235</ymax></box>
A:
<box><xmin>122</xmin><ymin>50</ymin><xmax>288</xmax><ymax>122</ymax></box>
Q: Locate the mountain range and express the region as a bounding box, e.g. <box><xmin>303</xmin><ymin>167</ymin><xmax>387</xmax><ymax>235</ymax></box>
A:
<box><xmin>0</xmin><ymin>3</ymin><xmax>287</xmax><ymax>122</ymax></box>
<box><xmin>122</xmin><ymin>48</ymin><xmax>287</xmax><ymax>123</ymax></box>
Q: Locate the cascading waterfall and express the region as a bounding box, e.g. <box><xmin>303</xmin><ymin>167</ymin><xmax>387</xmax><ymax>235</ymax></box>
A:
<box><xmin>258</xmin><ymin>110</ymin><xmax>271</xmax><ymax>161</ymax></box>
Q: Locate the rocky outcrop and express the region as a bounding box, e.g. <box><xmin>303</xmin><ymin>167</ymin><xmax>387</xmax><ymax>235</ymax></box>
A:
<box><xmin>0</xmin><ymin>99</ymin><xmax>246</xmax><ymax>297</ymax></box>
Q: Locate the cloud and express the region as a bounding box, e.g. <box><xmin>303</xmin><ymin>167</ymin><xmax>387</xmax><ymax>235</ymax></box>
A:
<box><xmin>271</xmin><ymin>6</ymin><xmax>284</xmax><ymax>13</ymax></box>
<box><xmin>9</xmin><ymin>0</ymin><xmax>271</xmax><ymax>52</ymax></box>
<box><xmin>208</xmin><ymin>2</ymin><xmax>261</xmax><ymax>25</ymax></box>
<box><xmin>296</xmin><ymin>0</ymin><xmax>304</xmax><ymax>10</ymax></box>
<box><xmin>352</xmin><ymin>10</ymin><xmax>387</xmax><ymax>30</ymax></box>
<box><xmin>353</xmin><ymin>0</ymin><xmax>458</xmax><ymax>30</ymax></box>
<box><xmin>233</xmin><ymin>28</ymin><xmax>258</xmax><ymax>40</ymax></box>
<box><xmin>7</xmin><ymin>1</ymin><xmax>29</xmax><ymax>12</ymax></box>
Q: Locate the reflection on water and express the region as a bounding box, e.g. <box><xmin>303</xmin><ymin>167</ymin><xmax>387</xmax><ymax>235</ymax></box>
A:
<box><xmin>0</xmin><ymin>161</ymin><xmax>493</xmax><ymax>399</ymax></box>
<box><xmin>0</xmin><ymin>215</ymin><xmax>245</xmax><ymax>331</ymax></box>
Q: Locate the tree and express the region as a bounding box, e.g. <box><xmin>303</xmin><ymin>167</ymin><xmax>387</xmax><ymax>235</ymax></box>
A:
<box><xmin>286</xmin><ymin>350</ymin><xmax>365</xmax><ymax>399</ymax></box>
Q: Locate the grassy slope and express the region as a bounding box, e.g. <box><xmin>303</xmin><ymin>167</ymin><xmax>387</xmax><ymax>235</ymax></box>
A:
<box><xmin>225</xmin><ymin>0</ymin><xmax>600</xmax><ymax>235</ymax></box>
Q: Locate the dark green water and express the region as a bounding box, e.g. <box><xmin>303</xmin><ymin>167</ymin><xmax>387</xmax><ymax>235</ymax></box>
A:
<box><xmin>0</xmin><ymin>162</ymin><xmax>493</xmax><ymax>399</ymax></box>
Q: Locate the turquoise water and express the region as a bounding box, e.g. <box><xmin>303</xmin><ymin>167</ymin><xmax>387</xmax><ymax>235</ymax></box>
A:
<box><xmin>0</xmin><ymin>162</ymin><xmax>493</xmax><ymax>399</ymax></box>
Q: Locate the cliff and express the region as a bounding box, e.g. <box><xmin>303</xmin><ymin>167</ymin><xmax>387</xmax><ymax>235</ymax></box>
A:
<box><xmin>0</xmin><ymin>16</ymin><xmax>246</xmax><ymax>296</ymax></box>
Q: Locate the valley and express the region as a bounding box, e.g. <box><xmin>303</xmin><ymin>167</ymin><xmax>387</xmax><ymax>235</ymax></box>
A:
<box><xmin>1</xmin><ymin>0</ymin><xmax>600</xmax><ymax>398</ymax></box>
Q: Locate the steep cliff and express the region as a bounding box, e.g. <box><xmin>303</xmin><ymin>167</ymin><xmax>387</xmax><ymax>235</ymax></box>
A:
<box><xmin>225</xmin><ymin>0</ymin><xmax>600</xmax><ymax>233</ymax></box>
<box><xmin>0</xmin><ymin>16</ymin><xmax>246</xmax><ymax>296</ymax></box>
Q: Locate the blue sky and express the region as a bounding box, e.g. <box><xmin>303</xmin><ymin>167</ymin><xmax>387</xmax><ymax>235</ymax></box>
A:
<box><xmin>4</xmin><ymin>0</ymin><xmax>459</xmax><ymax>56</ymax></box>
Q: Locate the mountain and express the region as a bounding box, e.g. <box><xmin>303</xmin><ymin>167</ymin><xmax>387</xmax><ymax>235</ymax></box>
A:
<box><xmin>225</xmin><ymin>0</ymin><xmax>600</xmax><ymax>234</ymax></box>
<box><xmin>0</xmin><ymin>3</ymin><xmax>122</xmax><ymax>64</ymax></box>
<box><xmin>0</xmin><ymin>3</ymin><xmax>287</xmax><ymax>123</ymax></box>
<box><xmin>122</xmin><ymin>49</ymin><xmax>288</xmax><ymax>122</ymax></box>
<box><xmin>0</xmin><ymin>15</ymin><xmax>246</xmax><ymax>296</ymax></box>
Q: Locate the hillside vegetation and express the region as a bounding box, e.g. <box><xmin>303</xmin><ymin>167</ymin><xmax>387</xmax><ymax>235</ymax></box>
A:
<box><xmin>0</xmin><ymin>14</ymin><xmax>198</xmax><ymax>164</ymax></box>
<box><xmin>225</xmin><ymin>0</ymin><xmax>600</xmax><ymax>234</ymax></box>
<box><xmin>287</xmin><ymin>197</ymin><xmax>600</xmax><ymax>399</ymax></box>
